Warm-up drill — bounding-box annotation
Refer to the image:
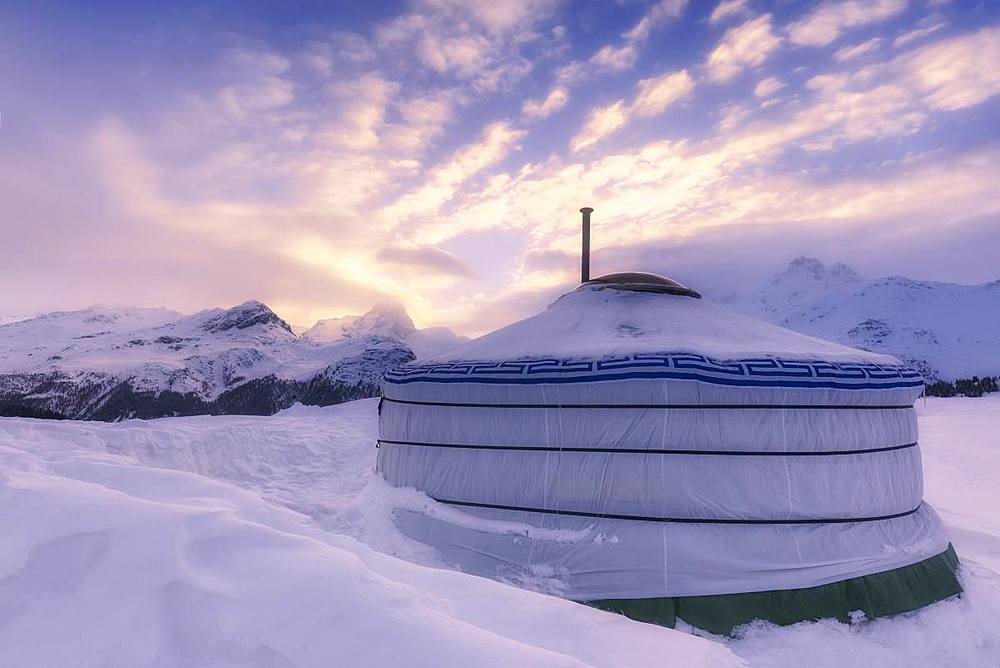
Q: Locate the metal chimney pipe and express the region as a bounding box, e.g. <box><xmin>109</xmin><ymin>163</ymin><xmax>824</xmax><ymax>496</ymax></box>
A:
<box><xmin>580</xmin><ymin>207</ymin><xmax>593</xmax><ymax>283</ymax></box>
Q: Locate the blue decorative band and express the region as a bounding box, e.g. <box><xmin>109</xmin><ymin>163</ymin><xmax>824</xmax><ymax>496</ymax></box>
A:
<box><xmin>383</xmin><ymin>353</ymin><xmax>922</xmax><ymax>391</ymax></box>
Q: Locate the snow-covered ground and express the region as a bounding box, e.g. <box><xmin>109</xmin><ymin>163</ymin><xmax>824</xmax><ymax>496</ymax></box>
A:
<box><xmin>0</xmin><ymin>397</ymin><xmax>998</xmax><ymax>666</ymax></box>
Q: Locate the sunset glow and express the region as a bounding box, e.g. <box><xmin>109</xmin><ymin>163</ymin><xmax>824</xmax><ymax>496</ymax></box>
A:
<box><xmin>2</xmin><ymin>0</ymin><xmax>998</xmax><ymax>333</ymax></box>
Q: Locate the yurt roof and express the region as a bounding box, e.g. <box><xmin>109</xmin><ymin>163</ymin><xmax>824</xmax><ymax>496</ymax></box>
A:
<box><xmin>427</xmin><ymin>281</ymin><xmax>903</xmax><ymax>366</ymax></box>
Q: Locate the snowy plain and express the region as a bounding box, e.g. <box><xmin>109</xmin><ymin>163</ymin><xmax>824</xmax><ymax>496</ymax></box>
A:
<box><xmin>0</xmin><ymin>397</ymin><xmax>997</xmax><ymax>667</ymax></box>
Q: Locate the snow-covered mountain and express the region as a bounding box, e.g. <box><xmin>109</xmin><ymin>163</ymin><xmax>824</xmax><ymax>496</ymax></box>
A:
<box><xmin>0</xmin><ymin>301</ymin><xmax>458</xmax><ymax>420</ymax></box>
<box><xmin>0</xmin><ymin>314</ymin><xmax>30</xmax><ymax>326</ymax></box>
<box><xmin>719</xmin><ymin>257</ymin><xmax>1000</xmax><ymax>381</ymax></box>
<box><xmin>6</xmin><ymin>260</ymin><xmax>989</xmax><ymax>419</ymax></box>
<box><xmin>303</xmin><ymin>302</ymin><xmax>468</xmax><ymax>358</ymax></box>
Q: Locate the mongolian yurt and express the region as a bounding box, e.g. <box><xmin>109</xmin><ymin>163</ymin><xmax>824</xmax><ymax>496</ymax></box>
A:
<box><xmin>376</xmin><ymin>209</ymin><xmax>962</xmax><ymax>635</ymax></box>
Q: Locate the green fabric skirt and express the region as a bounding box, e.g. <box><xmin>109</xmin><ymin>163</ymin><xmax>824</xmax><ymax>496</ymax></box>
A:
<box><xmin>587</xmin><ymin>544</ymin><xmax>962</xmax><ymax>636</ymax></box>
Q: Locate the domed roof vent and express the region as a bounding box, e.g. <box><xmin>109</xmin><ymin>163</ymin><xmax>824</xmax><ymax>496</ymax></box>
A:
<box><xmin>584</xmin><ymin>272</ymin><xmax>702</xmax><ymax>298</ymax></box>
<box><xmin>577</xmin><ymin>207</ymin><xmax>701</xmax><ymax>298</ymax></box>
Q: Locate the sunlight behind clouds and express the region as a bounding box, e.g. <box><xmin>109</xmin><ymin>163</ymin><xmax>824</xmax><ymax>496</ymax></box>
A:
<box><xmin>2</xmin><ymin>0</ymin><xmax>998</xmax><ymax>332</ymax></box>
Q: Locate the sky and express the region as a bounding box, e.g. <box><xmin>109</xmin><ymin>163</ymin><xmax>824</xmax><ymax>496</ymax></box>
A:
<box><xmin>1</xmin><ymin>0</ymin><xmax>998</xmax><ymax>334</ymax></box>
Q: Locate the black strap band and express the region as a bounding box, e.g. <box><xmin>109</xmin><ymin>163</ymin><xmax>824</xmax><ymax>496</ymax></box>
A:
<box><xmin>432</xmin><ymin>498</ymin><xmax>923</xmax><ymax>525</ymax></box>
<box><xmin>378</xmin><ymin>439</ymin><xmax>918</xmax><ymax>457</ymax></box>
<box><xmin>380</xmin><ymin>397</ymin><xmax>912</xmax><ymax>410</ymax></box>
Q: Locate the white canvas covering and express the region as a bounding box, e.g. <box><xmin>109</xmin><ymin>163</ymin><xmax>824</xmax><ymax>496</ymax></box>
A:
<box><xmin>376</xmin><ymin>284</ymin><xmax>948</xmax><ymax>600</ymax></box>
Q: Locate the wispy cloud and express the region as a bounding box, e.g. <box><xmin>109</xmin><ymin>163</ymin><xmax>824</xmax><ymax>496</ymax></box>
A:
<box><xmin>708</xmin><ymin>0</ymin><xmax>751</xmax><ymax>26</ymax></box>
<box><xmin>570</xmin><ymin>69</ymin><xmax>694</xmax><ymax>150</ymax></box>
<box><xmin>556</xmin><ymin>0</ymin><xmax>687</xmax><ymax>83</ymax></box>
<box><xmin>893</xmin><ymin>26</ymin><xmax>1000</xmax><ymax>111</ymax></box>
<box><xmin>705</xmin><ymin>15</ymin><xmax>783</xmax><ymax>82</ymax></box>
<box><xmin>833</xmin><ymin>38</ymin><xmax>883</xmax><ymax>62</ymax></box>
<box><xmin>521</xmin><ymin>86</ymin><xmax>569</xmax><ymax>120</ymax></box>
<box><xmin>376</xmin><ymin>245</ymin><xmax>474</xmax><ymax>277</ymax></box>
<box><xmin>405</xmin><ymin>26</ymin><xmax>1000</xmax><ymax>291</ymax></box>
<box><xmin>633</xmin><ymin>69</ymin><xmax>696</xmax><ymax>116</ymax></box>
<box><xmin>625</xmin><ymin>0</ymin><xmax>689</xmax><ymax>41</ymax></box>
<box><xmin>893</xmin><ymin>19</ymin><xmax>947</xmax><ymax>48</ymax></box>
<box><xmin>375</xmin><ymin>0</ymin><xmax>559</xmax><ymax>92</ymax></box>
<box><xmin>787</xmin><ymin>0</ymin><xmax>907</xmax><ymax>47</ymax></box>
<box><xmin>570</xmin><ymin>100</ymin><xmax>630</xmax><ymax>152</ymax></box>
<box><xmin>753</xmin><ymin>77</ymin><xmax>785</xmax><ymax>98</ymax></box>
<box><xmin>385</xmin><ymin>121</ymin><xmax>526</xmax><ymax>220</ymax></box>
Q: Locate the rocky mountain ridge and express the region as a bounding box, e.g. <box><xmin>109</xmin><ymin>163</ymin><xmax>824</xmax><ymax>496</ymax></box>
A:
<box><xmin>0</xmin><ymin>301</ymin><xmax>460</xmax><ymax>420</ymax></box>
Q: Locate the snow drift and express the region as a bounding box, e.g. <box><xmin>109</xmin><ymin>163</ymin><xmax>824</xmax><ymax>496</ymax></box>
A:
<box><xmin>0</xmin><ymin>397</ymin><xmax>998</xmax><ymax>666</ymax></box>
<box><xmin>0</xmin><ymin>401</ymin><xmax>737</xmax><ymax>667</ymax></box>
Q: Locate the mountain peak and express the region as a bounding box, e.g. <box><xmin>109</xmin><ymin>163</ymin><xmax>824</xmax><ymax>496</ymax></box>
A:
<box><xmin>303</xmin><ymin>303</ymin><xmax>417</xmax><ymax>344</ymax></box>
<box><xmin>344</xmin><ymin>303</ymin><xmax>416</xmax><ymax>341</ymax></box>
<box><xmin>780</xmin><ymin>257</ymin><xmax>862</xmax><ymax>284</ymax></box>
<box><xmin>200</xmin><ymin>301</ymin><xmax>292</xmax><ymax>334</ymax></box>
<box><xmin>787</xmin><ymin>256</ymin><xmax>825</xmax><ymax>274</ymax></box>
<box><xmin>302</xmin><ymin>302</ymin><xmax>465</xmax><ymax>357</ymax></box>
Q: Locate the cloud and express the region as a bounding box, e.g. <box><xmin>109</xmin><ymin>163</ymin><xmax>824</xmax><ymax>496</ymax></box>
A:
<box><xmin>521</xmin><ymin>86</ymin><xmax>569</xmax><ymax>120</ymax></box>
<box><xmin>894</xmin><ymin>26</ymin><xmax>1000</xmax><ymax>111</ymax></box>
<box><xmin>454</xmin><ymin>0</ymin><xmax>552</xmax><ymax>34</ymax></box>
<box><xmin>570</xmin><ymin>100</ymin><xmax>629</xmax><ymax>152</ymax></box>
<box><xmin>725</xmin><ymin>27</ymin><xmax>1000</xmax><ymax>152</ymax></box>
<box><xmin>208</xmin><ymin>44</ymin><xmax>298</xmax><ymax>121</ymax></box>
<box><xmin>521</xmin><ymin>248</ymin><xmax>575</xmax><ymax>273</ymax></box>
<box><xmin>537</xmin><ymin>0</ymin><xmax>693</xmax><ymax>160</ymax></box>
<box><xmin>717</xmin><ymin>103</ymin><xmax>751</xmax><ymax>131</ymax></box>
<box><xmin>779</xmin><ymin>75</ymin><xmax>924</xmax><ymax>152</ymax></box>
<box><xmin>624</xmin><ymin>0</ymin><xmax>689</xmax><ymax>41</ymax></box>
<box><xmin>64</xmin><ymin>118</ymin><xmax>396</xmax><ymax>323</ymax></box>
<box><xmin>589</xmin><ymin>43</ymin><xmax>641</xmax><ymax>72</ymax></box>
<box><xmin>329</xmin><ymin>32</ymin><xmax>379</xmax><ymax>65</ymax></box>
<box><xmin>833</xmin><ymin>37</ymin><xmax>882</xmax><ymax>62</ymax></box>
<box><xmin>417</xmin><ymin>33</ymin><xmax>492</xmax><ymax>76</ymax></box>
<box><xmin>299</xmin><ymin>41</ymin><xmax>336</xmax><ymax>76</ymax></box>
<box><xmin>323</xmin><ymin>74</ymin><xmax>398</xmax><ymax>150</ymax></box>
<box><xmin>569</xmin><ymin>69</ymin><xmax>694</xmax><ymax>150</ymax></box>
<box><xmin>427</xmin><ymin>131</ymin><xmax>1000</xmax><ymax>335</ymax></box>
<box><xmin>705</xmin><ymin>15</ymin><xmax>783</xmax><ymax>82</ymax></box>
<box><xmin>592</xmin><ymin>206</ymin><xmax>1000</xmax><ymax>300</ymax></box>
<box><xmin>221</xmin><ymin>45</ymin><xmax>291</xmax><ymax>75</ymax></box>
<box><xmin>632</xmin><ymin>70</ymin><xmax>695</xmax><ymax>116</ymax></box>
<box><xmin>36</xmin><ymin>5</ymin><xmax>564</xmax><ymax>328</ymax></box>
<box><xmin>376</xmin><ymin>245</ymin><xmax>474</xmax><ymax>277</ymax></box>
<box><xmin>753</xmin><ymin>77</ymin><xmax>785</xmax><ymax>98</ymax></box>
<box><xmin>557</xmin><ymin>0</ymin><xmax>688</xmax><ymax>83</ymax></box>
<box><xmin>10</xmin><ymin>1</ymin><xmax>997</xmax><ymax>336</ymax></box>
<box><xmin>893</xmin><ymin>20</ymin><xmax>947</xmax><ymax>48</ymax></box>
<box><xmin>382</xmin><ymin>89</ymin><xmax>461</xmax><ymax>154</ymax></box>
<box><xmin>385</xmin><ymin>121</ymin><xmax>526</xmax><ymax>218</ymax></box>
<box><xmin>787</xmin><ymin>0</ymin><xmax>907</xmax><ymax>48</ymax></box>
<box><xmin>375</xmin><ymin>0</ymin><xmax>559</xmax><ymax>92</ymax></box>
<box><xmin>408</xmin><ymin>27</ymin><xmax>1000</xmax><ymax>269</ymax></box>
<box><xmin>708</xmin><ymin>0</ymin><xmax>751</xmax><ymax>26</ymax></box>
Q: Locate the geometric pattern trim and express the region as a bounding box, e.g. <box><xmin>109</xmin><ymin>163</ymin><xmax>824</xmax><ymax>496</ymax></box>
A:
<box><xmin>384</xmin><ymin>353</ymin><xmax>923</xmax><ymax>390</ymax></box>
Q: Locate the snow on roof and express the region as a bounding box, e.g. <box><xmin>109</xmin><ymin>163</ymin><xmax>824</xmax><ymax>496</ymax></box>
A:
<box><xmin>428</xmin><ymin>284</ymin><xmax>903</xmax><ymax>366</ymax></box>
